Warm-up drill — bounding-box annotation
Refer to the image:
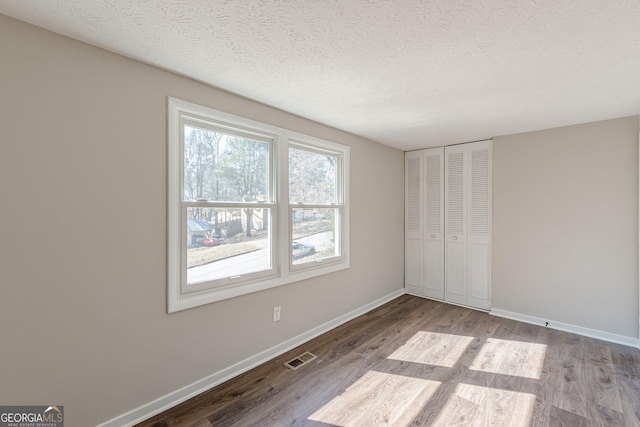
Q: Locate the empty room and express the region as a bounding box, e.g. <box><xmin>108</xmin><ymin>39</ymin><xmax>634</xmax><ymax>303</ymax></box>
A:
<box><xmin>1</xmin><ymin>1</ymin><xmax>639</xmax><ymax>426</ymax></box>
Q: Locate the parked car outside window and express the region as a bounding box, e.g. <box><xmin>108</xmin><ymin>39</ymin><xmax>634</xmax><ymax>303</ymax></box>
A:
<box><xmin>292</xmin><ymin>241</ymin><xmax>315</xmax><ymax>258</ymax></box>
<box><xmin>201</xmin><ymin>237</ymin><xmax>221</xmax><ymax>247</ymax></box>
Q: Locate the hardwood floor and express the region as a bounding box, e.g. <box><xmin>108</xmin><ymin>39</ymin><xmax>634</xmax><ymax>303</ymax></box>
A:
<box><xmin>137</xmin><ymin>295</ymin><xmax>640</xmax><ymax>427</ymax></box>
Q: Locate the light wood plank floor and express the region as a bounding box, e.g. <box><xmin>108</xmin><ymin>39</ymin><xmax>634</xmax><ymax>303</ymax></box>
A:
<box><xmin>137</xmin><ymin>295</ymin><xmax>640</xmax><ymax>427</ymax></box>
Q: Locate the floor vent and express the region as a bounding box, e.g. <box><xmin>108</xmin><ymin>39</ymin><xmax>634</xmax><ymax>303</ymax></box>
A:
<box><xmin>285</xmin><ymin>351</ymin><xmax>317</xmax><ymax>370</ymax></box>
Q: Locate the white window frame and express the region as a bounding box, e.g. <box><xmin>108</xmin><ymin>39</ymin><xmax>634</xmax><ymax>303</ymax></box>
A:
<box><xmin>288</xmin><ymin>141</ymin><xmax>346</xmax><ymax>272</ymax></box>
<box><xmin>179</xmin><ymin>116</ymin><xmax>278</xmax><ymax>295</ymax></box>
<box><xmin>168</xmin><ymin>98</ymin><xmax>350</xmax><ymax>312</ymax></box>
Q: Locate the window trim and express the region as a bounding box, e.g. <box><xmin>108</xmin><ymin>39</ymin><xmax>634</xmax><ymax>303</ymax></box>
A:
<box><xmin>168</xmin><ymin>97</ymin><xmax>350</xmax><ymax>313</ymax></box>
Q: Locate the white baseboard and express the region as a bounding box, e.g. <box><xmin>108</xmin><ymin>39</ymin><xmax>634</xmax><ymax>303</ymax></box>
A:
<box><xmin>490</xmin><ymin>308</ymin><xmax>640</xmax><ymax>349</ymax></box>
<box><xmin>98</xmin><ymin>288</ymin><xmax>405</xmax><ymax>427</ymax></box>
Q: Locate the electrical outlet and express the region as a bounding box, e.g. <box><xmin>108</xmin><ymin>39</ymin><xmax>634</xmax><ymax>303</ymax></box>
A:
<box><xmin>273</xmin><ymin>306</ymin><xmax>281</xmax><ymax>322</ymax></box>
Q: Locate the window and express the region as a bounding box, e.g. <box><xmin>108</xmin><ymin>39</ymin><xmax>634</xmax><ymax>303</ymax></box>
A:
<box><xmin>181</xmin><ymin>122</ymin><xmax>275</xmax><ymax>294</ymax></box>
<box><xmin>289</xmin><ymin>143</ymin><xmax>344</xmax><ymax>269</ymax></box>
<box><xmin>168</xmin><ymin>98</ymin><xmax>349</xmax><ymax>312</ymax></box>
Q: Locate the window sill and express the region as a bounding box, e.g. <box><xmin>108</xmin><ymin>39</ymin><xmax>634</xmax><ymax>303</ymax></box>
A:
<box><xmin>168</xmin><ymin>260</ymin><xmax>350</xmax><ymax>313</ymax></box>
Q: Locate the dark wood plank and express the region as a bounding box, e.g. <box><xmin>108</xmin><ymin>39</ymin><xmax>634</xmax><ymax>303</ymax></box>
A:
<box><xmin>549</xmin><ymin>405</ymin><xmax>589</xmax><ymax>427</ymax></box>
<box><xmin>583</xmin><ymin>340</ymin><xmax>623</xmax><ymax>413</ymax></box>
<box><xmin>551</xmin><ymin>341</ymin><xmax>590</xmax><ymax>419</ymax></box>
<box><xmin>587</xmin><ymin>403</ymin><xmax>626</xmax><ymax>427</ymax></box>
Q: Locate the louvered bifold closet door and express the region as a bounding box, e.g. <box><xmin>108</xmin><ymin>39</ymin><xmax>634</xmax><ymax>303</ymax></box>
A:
<box><xmin>423</xmin><ymin>148</ymin><xmax>445</xmax><ymax>299</ymax></box>
<box><xmin>444</xmin><ymin>145</ymin><xmax>468</xmax><ymax>306</ymax></box>
<box><xmin>466</xmin><ymin>140</ymin><xmax>492</xmax><ymax>309</ymax></box>
<box><xmin>405</xmin><ymin>151</ymin><xmax>424</xmax><ymax>295</ymax></box>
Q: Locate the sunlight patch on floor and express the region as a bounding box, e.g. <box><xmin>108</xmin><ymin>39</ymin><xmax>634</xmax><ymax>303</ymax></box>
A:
<box><xmin>308</xmin><ymin>371</ymin><xmax>441</xmax><ymax>427</ymax></box>
<box><xmin>432</xmin><ymin>383</ymin><xmax>536</xmax><ymax>426</ymax></box>
<box><xmin>469</xmin><ymin>338</ymin><xmax>547</xmax><ymax>379</ymax></box>
<box><xmin>387</xmin><ymin>331</ymin><xmax>475</xmax><ymax>367</ymax></box>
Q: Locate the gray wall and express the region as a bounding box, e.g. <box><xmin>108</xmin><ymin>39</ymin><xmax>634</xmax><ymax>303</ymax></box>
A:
<box><xmin>493</xmin><ymin>117</ymin><xmax>639</xmax><ymax>338</ymax></box>
<box><xmin>0</xmin><ymin>15</ymin><xmax>405</xmax><ymax>426</ymax></box>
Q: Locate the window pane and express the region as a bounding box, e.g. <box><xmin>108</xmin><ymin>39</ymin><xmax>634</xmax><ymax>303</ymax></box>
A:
<box><xmin>186</xmin><ymin>207</ymin><xmax>271</xmax><ymax>284</ymax></box>
<box><xmin>292</xmin><ymin>208</ymin><xmax>339</xmax><ymax>265</ymax></box>
<box><xmin>289</xmin><ymin>147</ymin><xmax>337</xmax><ymax>204</ymax></box>
<box><xmin>183</xmin><ymin>125</ymin><xmax>269</xmax><ymax>202</ymax></box>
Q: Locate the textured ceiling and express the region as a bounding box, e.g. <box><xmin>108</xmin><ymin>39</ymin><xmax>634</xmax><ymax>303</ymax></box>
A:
<box><xmin>1</xmin><ymin>1</ymin><xmax>640</xmax><ymax>150</ymax></box>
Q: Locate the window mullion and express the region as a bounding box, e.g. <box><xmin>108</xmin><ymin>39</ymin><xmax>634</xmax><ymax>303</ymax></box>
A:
<box><xmin>278</xmin><ymin>134</ymin><xmax>290</xmax><ymax>280</ymax></box>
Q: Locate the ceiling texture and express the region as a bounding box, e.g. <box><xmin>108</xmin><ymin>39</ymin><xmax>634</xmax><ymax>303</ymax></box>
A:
<box><xmin>1</xmin><ymin>0</ymin><xmax>639</xmax><ymax>151</ymax></box>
